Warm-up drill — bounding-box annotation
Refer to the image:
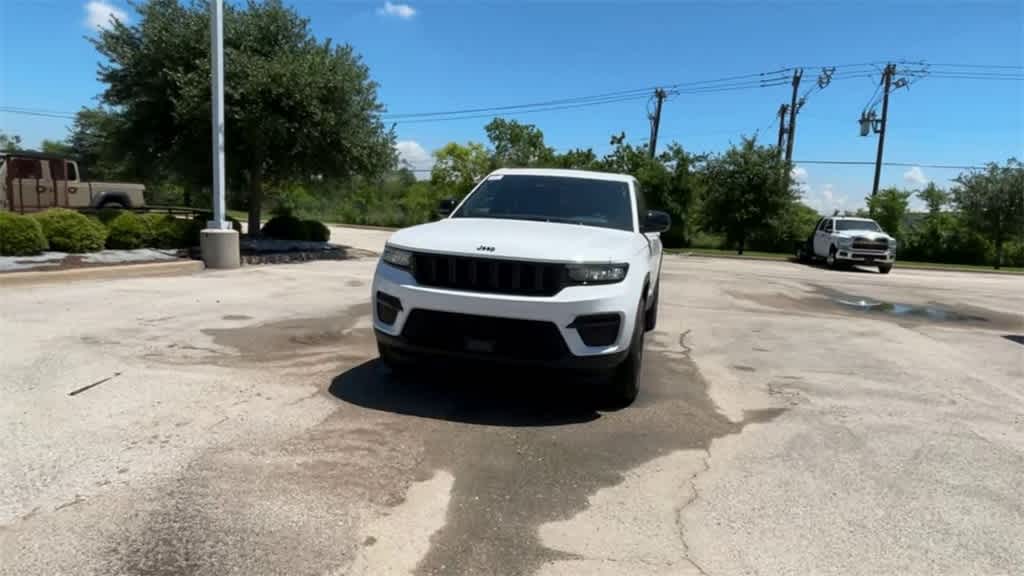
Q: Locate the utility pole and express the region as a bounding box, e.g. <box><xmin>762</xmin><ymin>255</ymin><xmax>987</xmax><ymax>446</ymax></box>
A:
<box><xmin>871</xmin><ymin>63</ymin><xmax>896</xmax><ymax>198</ymax></box>
<box><xmin>784</xmin><ymin>68</ymin><xmax>803</xmax><ymax>164</ymax></box>
<box><xmin>648</xmin><ymin>88</ymin><xmax>667</xmax><ymax>159</ymax></box>
<box><xmin>776</xmin><ymin>104</ymin><xmax>789</xmax><ymax>158</ymax></box>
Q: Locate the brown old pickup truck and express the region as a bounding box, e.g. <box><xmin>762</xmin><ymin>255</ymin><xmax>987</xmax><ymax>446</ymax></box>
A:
<box><xmin>1</xmin><ymin>151</ymin><xmax>145</xmax><ymax>213</ymax></box>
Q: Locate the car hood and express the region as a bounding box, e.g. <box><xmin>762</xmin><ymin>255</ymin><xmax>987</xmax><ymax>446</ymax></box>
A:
<box><xmin>835</xmin><ymin>230</ymin><xmax>893</xmax><ymax>241</ymax></box>
<box><xmin>387</xmin><ymin>218</ymin><xmax>642</xmax><ymax>262</ymax></box>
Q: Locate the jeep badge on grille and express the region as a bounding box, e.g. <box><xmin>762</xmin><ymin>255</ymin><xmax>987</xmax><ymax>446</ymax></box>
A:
<box><xmin>477</xmin><ymin>245</ymin><xmax>495</xmax><ymax>252</ymax></box>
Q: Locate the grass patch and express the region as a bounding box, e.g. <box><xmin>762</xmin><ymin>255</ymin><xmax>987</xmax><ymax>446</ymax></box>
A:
<box><xmin>668</xmin><ymin>247</ymin><xmax>1024</xmax><ymax>274</ymax></box>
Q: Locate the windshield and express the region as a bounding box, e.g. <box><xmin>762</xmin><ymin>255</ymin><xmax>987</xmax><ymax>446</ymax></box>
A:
<box><xmin>452</xmin><ymin>174</ymin><xmax>634</xmax><ymax>231</ymax></box>
<box><xmin>836</xmin><ymin>220</ymin><xmax>881</xmax><ymax>232</ymax></box>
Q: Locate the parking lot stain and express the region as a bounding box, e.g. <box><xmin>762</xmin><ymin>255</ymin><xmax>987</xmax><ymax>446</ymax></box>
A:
<box><xmin>201</xmin><ymin>302</ymin><xmax>371</xmax><ymax>363</ymax></box>
<box><xmin>330</xmin><ymin>343</ymin><xmax>784</xmax><ymax>576</ymax></box>
<box><xmin>221</xmin><ymin>314</ymin><xmax>253</xmax><ymax>321</ymax></box>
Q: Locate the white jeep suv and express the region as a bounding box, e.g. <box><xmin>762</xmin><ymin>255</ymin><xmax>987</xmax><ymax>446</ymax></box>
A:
<box><xmin>371</xmin><ymin>168</ymin><xmax>670</xmax><ymax>406</ymax></box>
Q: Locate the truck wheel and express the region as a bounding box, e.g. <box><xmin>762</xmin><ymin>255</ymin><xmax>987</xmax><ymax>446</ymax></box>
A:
<box><xmin>644</xmin><ymin>283</ymin><xmax>659</xmax><ymax>332</ymax></box>
<box><xmin>826</xmin><ymin>246</ymin><xmax>839</xmax><ymax>269</ymax></box>
<box><xmin>98</xmin><ymin>200</ymin><xmax>125</xmax><ymax>209</ymax></box>
<box><xmin>378</xmin><ymin>340</ymin><xmax>413</xmax><ymax>379</ymax></box>
<box><xmin>878</xmin><ymin>263</ymin><xmax>893</xmax><ymax>274</ymax></box>
<box><xmin>606</xmin><ymin>299</ymin><xmax>644</xmax><ymax>408</ymax></box>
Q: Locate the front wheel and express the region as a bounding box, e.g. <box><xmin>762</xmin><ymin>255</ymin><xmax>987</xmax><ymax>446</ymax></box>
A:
<box><xmin>378</xmin><ymin>340</ymin><xmax>414</xmax><ymax>379</ymax></box>
<box><xmin>605</xmin><ymin>300</ymin><xmax>644</xmax><ymax>408</ymax></box>
<box><xmin>826</xmin><ymin>246</ymin><xmax>839</xmax><ymax>269</ymax></box>
<box><xmin>878</xmin><ymin>263</ymin><xmax>893</xmax><ymax>274</ymax></box>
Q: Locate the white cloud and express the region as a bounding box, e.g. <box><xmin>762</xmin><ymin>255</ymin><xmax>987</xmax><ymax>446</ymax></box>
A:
<box><xmin>378</xmin><ymin>1</ymin><xmax>416</xmax><ymax>19</ymax></box>
<box><xmin>85</xmin><ymin>1</ymin><xmax>127</xmax><ymax>30</ymax></box>
<box><xmin>791</xmin><ymin>165</ymin><xmax>808</xmax><ymax>183</ymax></box>
<box><xmin>903</xmin><ymin>166</ymin><xmax>929</xmax><ymax>186</ymax></box>
<box><xmin>396</xmin><ymin>140</ymin><xmax>433</xmax><ymax>178</ymax></box>
<box><xmin>803</xmin><ymin>183</ymin><xmax>848</xmax><ymax>215</ymax></box>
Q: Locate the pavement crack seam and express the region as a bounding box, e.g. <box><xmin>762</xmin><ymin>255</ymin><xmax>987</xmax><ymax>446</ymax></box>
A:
<box><xmin>675</xmin><ymin>449</ymin><xmax>712</xmax><ymax>576</ymax></box>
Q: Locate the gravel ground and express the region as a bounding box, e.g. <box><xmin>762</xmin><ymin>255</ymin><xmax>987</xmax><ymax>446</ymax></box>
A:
<box><xmin>1</xmin><ymin>226</ymin><xmax>1022</xmax><ymax>576</ymax></box>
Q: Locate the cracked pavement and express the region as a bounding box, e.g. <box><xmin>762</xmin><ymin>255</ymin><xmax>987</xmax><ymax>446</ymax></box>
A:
<box><xmin>2</xmin><ymin>226</ymin><xmax>1022</xmax><ymax>575</ymax></box>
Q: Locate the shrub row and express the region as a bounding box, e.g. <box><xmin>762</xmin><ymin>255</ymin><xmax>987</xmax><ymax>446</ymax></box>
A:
<box><xmin>1</xmin><ymin>209</ymin><xmax>324</xmax><ymax>256</ymax></box>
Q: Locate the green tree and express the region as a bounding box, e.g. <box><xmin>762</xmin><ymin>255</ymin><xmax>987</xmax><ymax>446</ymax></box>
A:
<box><xmin>430</xmin><ymin>142</ymin><xmax>491</xmax><ymax>198</ymax></box>
<box><xmin>550</xmin><ymin>148</ymin><xmax>599</xmax><ymax>170</ymax></box>
<box><xmin>40</xmin><ymin>139</ymin><xmax>73</xmax><ymax>156</ymax></box>
<box><xmin>0</xmin><ymin>131</ymin><xmax>22</xmax><ymax>152</ymax></box>
<box><xmin>953</xmin><ymin>158</ymin><xmax>1024</xmax><ymax>268</ymax></box>
<box><xmin>699</xmin><ymin>136</ymin><xmax>795</xmax><ymax>254</ymax></box>
<box><xmin>484</xmin><ymin>118</ymin><xmax>553</xmax><ymax>167</ymax></box>
<box><xmin>918</xmin><ymin>182</ymin><xmax>948</xmax><ymax>214</ymax></box>
<box><xmin>67</xmin><ymin>108</ymin><xmax>131</xmax><ymax>181</ymax></box>
<box><xmin>91</xmin><ymin>0</ymin><xmax>395</xmax><ymax>233</ymax></box>
<box><xmin>866</xmin><ymin>188</ymin><xmax>911</xmax><ymax>239</ymax></box>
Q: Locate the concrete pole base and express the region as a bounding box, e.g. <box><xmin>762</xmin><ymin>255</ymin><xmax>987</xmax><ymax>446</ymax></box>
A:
<box><xmin>200</xmin><ymin>228</ymin><xmax>241</xmax><ymax>269</ymax></box>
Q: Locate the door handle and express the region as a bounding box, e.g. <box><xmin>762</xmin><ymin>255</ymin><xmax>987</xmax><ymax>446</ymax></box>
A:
<box><xmin>68</xmin><ymin>187</ymin><xmax>78</xmax><ymax>194</ymax></box>
<box><xmin>36</xmin><ymin>185</ymin><xmax>46</xmax><ymax>193</ymax></box>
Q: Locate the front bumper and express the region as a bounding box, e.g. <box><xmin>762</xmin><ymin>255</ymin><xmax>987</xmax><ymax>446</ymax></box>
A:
<box><xmin>835</xmin><ymin>249</ymin><xmax>894</xmax><ymax>263</ymax></box>
<box><xmin>371</xmin><ymin>259</ymin><xmax>641</xmax><ymax>367</ymax></box>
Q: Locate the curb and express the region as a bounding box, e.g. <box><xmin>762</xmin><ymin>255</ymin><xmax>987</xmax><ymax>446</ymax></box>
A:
<box><xmin>327</xmin><ymin>223</ymin><xmax>400</xmax><ymax>232</ymax></box>
<box><xmin>0</xmin><ymin>259</ymin><xmax>205</xmax><ymax>287</ymax></box>
<box><xmin>670</xmin><ymin>251</ymin><xmax>1023</xmax><ymax>276</ymax></box>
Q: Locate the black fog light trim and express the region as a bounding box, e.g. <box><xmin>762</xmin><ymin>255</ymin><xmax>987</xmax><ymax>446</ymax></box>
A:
<box><xmin>376</xmin><ymin>291</ymin><xmax>402</xmax><ymax>325</ymax></box>
<box><xmin>569</xmin><ymin>313</ymin><xmax>621</xmax><ymax>347</ymax></box>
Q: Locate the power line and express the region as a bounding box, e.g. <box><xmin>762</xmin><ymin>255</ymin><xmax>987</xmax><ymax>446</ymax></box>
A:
<box><xmin>794</xmin><ymin>159</ymin><xmax>985</xmax><ymax>170</ymax></box>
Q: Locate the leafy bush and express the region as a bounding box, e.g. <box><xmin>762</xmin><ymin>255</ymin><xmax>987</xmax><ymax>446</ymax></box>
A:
<box><xmin>0</xmin><ymin>212</ymin><xmax>48</xmax><ymax>256</ymax></box>
<box><xmin>106</xmin><ymin>212</ymin><xmax>148</xmax><ymax>249</ymax></box>
<box><xmin>261</xmin><ymin>214</ymin><xmax>304</xmax><ymax>240</ymax></box>
<box><xmin>260</xmin><ymin>214</ymin><xmax>329</xmax><ymax>241</ymax></box>
<box><xmin>301</xmin><ymin>219</ymin><xmax>330</xmax><ymax>242</ymax></box>
<box><xmin>31</xmin><ymin>208</ymin><xmax>107</xmax><ymax>252</ymax></box>
<box><xmin>93</xmin><ymin>207</ymin><xmax>124</xmax><ymax>224</ymax></box>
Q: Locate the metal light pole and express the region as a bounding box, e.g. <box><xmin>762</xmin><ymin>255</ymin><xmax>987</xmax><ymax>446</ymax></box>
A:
<box><xmin>200</xmin><ymin>0</ymin><xmax>240</xmax><ymax>268</ymax></box>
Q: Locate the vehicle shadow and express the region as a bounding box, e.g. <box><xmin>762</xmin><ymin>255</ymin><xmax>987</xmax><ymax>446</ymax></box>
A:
<box><xmin>328</xmin><ymin>359</ymin><xmax>602</xmax><ymax>427</ymax></box>
<box><xmin>792</xmin><ymin>256</ymin><xmax>879</xmax><ymax>274</ymax></box>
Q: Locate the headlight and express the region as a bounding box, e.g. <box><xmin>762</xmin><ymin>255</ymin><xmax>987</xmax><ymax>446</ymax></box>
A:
<box><xmin>887</xmin><ymin>238</ymin><xmax>897</xmax><ymax>249</ymax></box>
<box><xmin>837</xmin><ymin>237</ymin><xmax>853</xmax><ymax>247</ymax></box>
<box><xmin>566</xmin><ymin>263</ymin><xmax>628</xmax><ymax>284</ymax></box>
<box><xmin>381</xmin><ymin>245</ymin><xmax>413</xmax><ymax>268</ymax></box>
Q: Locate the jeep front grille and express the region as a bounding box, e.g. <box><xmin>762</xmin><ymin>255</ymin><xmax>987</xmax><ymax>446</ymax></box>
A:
<box><xmin>411</xmin><ymin>252</ymin><xmax>564</xmax><ymax>296</ymax></box>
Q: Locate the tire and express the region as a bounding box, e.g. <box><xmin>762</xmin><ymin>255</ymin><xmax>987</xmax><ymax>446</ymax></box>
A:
<box><xmin>378</xmin><ymin>340</ymin><xmax>413</xmax><ymax>379</ymax></box>
<box><xmin>98</xmin><ymin>200</ymin><xmax>126</xmax><ymax>209</ymax></box>
<box><xmin>796</xmin><ymin>245</ymin><xmax>806</xmax><ymax>262</ymax></box>
<box><xmin>644</xmin><ymin>282</ymin><xmax>659</xmax><ymax>332</ymax></box>
<box><xmin>878</xmin><ymin>263</ymin><xmax>893</xmax><ymax>274</ymax></box>
<box><xmin>606</xmin><ymin>299</ymin><xmax>644</xmax><ymax>408</ymax></box>
<box><xmin>826</xmin><ymin>246</ymin><xmax>839</xmax><ymax>269</ymax></box>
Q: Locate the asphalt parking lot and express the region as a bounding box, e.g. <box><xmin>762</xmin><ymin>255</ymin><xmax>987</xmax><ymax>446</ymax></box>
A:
<box><xmin>2</xmin><ymin>226</ymin><xmax>1022</xmax><ymax>576</ymax></box>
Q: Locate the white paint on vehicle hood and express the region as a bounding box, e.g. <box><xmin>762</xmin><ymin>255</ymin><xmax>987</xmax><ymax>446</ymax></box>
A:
<box><xmin>387</xmin><ymin>218</ymin><xmax>644</xmax><ymax>263</ymax></box>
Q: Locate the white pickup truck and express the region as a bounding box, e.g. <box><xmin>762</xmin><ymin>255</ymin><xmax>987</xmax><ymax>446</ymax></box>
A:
<box><xmin>797</xmin><ymin>216</ymin><xmax>897</xmax><ymax>274</ymax></box>
<box><xmin>371</xmin><ymin>168</ymin><xmax>671</xmax><ymax>406</ymax></box>
<box><xmin>1</xmin><ymin>151</ymin><xmax>145</xmax><ymax>213</ymax></box>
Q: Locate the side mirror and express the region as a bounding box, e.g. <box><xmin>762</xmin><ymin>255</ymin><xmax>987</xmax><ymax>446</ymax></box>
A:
<box><xmin>641</xmin><ymin>210</ymin><xmax>671</xmax><ymax>233</ymax></box>
<box><xmin>438</xmin><ymin>198</ymin><xmax>457</xmax><ymax>218</ymax></box>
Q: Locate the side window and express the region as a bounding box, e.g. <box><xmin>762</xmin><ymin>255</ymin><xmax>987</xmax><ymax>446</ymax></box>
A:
<box><xmin>66</xmin><ymin>162</ymin><xmax>78</xmax><ymax>181</ymax></box>
<box><xmin>49</xmin><ymin>159</ymin><xmax>66</xmax><ymax>180</ymax></box>
<box><xmin>817</xmin><ymin>219</ymin><xmax>828</xmax><ymax>231</ymax></box>
<box><xmin>826</xmin><ymin>219</ymin><xmax>835</xmax><ymax>232</ymax></box>
<box><xmin>10</xmin><ymin>158</ymin><xmax>42</xmax><ymax>179</ymax></box>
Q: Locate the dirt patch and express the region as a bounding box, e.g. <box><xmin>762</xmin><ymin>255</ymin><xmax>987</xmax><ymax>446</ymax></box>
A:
<box><xmin>330</xmin><ymin>341</ymin><xmax>784</xmax><ymax>576</ymax></box>
<box><xmin>200</xmin><ymin>303</ymin><xmax>372</xmax><ymax>365</ymax></box>
<box><xmin>728</xmin><ymin>286</ymin><xmax>1021</xmax><ymax>332</ymax></box>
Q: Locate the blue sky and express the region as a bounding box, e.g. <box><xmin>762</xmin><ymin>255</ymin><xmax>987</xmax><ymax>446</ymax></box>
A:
<box><xmin>2</xmin><ymin>0</ymin><xmax>1021</xmax><ymax>213</ymax></box>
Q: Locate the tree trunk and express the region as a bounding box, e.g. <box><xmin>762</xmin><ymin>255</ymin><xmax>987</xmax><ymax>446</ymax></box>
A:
<box><xmin>994</xmin><ymin>238</ymin><xmax>1003</xmax><ymax>270</ymax></box>
<box><xmin>737</xmin><ymin>233</ymin><xmax>745</xmax><ymax>255</ymax></box>
<box><xmin>248</xmin><ymin>168</ymin><xmax>263</xmax><ymax>237</ymax></box>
